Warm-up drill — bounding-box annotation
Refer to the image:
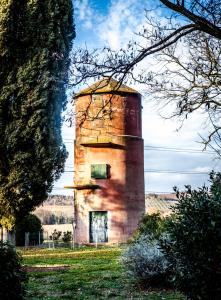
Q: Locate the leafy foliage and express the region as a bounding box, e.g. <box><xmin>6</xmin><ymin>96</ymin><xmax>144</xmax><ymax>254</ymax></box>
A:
<box><xmin>0</xmin><ymin>241</ymin><xmax>27</xmax><ymax>300</ymax></box>
<box><xmin>0</xmin><ymin>0</ymin><xmax>74</xmax><ymax>229</ymax></box>
<box><xmin>122</xmin><ymin>234</ymin><xmax>170</xmax><ymax>287</ymax></box>
<box><xmin>62</xmin><ymin>231</ymin><xmax>72</xmax><ymax>243</ymax></box>
<box><xmin>15</xmin><ymin>214</ymin><xmax>43</xmax><ymax>246</ymax></box>
<box><xmin>124</xmin><ymin>213</ymin><xmax>171</xmax><ymax>287</ymax></box>
<box><xmin>134</xmin><ymin>212</ymin><xmax>168</xmax><ymax>241</ymax></box>
<box><xmin>161</xmin><ymin>172</ymin><xmax>221</xmax><ymax>300</ymax></box>
<box><xmin>49</xmin><ymin>229</ymin><xmax>62</xmax><ymax>241</ymax></box>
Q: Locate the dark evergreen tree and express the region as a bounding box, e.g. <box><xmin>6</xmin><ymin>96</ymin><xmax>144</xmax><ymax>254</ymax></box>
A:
<box><xmin>15</xmin><ymin>214</ymin><xmax>43</xmax><ymax>246</ymax></box>
<box><xmin>0</xmin><ymin>0</ymin><xmax>74</xmax><ymax>229</ymax></box>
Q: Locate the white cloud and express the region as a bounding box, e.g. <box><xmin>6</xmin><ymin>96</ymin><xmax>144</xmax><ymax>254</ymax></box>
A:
<box><xmin>75</xmin><ymin>0</ymin><xmax>94</xmax><ymax>29</ymax></box>
<box><xmin>193</xmin><ymin>166</ymin><xmax>211</xmax><ymax>173</ymax></box>
<box><xmin>142</xmin><ymin>104</ymin><xmax>205</xmax><ymax>148</ymax></box>
<box><xmin>145</xmin><ymin>172</ymin><xmax>189</xmax><ymax>193</ymax></box>
<box><xmin>97</xmin><ymin>0</ymin><xmax>146</xmax><ymax>49</ymax></box>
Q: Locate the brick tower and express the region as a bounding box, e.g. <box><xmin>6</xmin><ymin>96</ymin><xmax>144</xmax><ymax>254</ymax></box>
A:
<box><xmin>72</xmin><ymin>78</ymin><xmax>144</xmax><ymax>244</ymax></box>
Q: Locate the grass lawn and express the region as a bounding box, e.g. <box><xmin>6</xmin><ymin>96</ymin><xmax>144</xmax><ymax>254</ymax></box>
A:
<box><xmin>21</xmin><ymin>246</ymin><xmax>186</xmax><ymax>300</ymax></box>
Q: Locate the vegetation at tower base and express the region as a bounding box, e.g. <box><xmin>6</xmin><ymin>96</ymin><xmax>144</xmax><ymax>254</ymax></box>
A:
<box><xmin>123</xmin><ymin>213</ymin><xmax>172</xmax><ymax>287</ymax></box>
<box><xmin>122</xmin><ymin>234</ymin><xmax>170</xmax><ymax>288</ymax></box>
<box><xmin>161</xmin><ymin>172</ymin><xmax>221</xmax><ymax>300</ymax></box>
<box><xmin>0</xmin><ymin>0</ymin><xmax>75</xmax><ymax>229</ymax></box>
<box><xmin>0</xmin><ymin>241</ymin><xmax>27</xmax><ymax>300</ymax></box>
<box><xmin>133</xmin><ymin>212</ymin><xmax>169</xmax><ymax>241</ymax></box>
<box><xmin>62</xmin><ymin>230</ymin><xmax>72</xmax><ymax>242</ymax></box>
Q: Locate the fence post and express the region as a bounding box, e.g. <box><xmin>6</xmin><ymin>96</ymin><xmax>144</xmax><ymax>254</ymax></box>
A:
<box><xmin>52</xmin><ymin>234</ymin><xmax>55</xmax><ymax>249</ymax></box>
<box><xmin>0</xmin><ymin>227</ymin><xmax>2</xmax><ymax>241</ymax></box>
<box><xmin>48</xmin><ymin>233</ymin><xmax>51</xmax><ymax>249</ymax></box>
<box><xmin>25</xmin><ymin>232</ymin><xmax>29</xmax><ymax>247</ymax></box>
<box><xmin>38</xmin><ymin>231</ymin><xmax>41</xmax><ymax>246</ymax></box>
<box><xmin>2</xmin><ymin>228</ymin><xmax>7</xmax><ymax>242</ymax></box>
<box><xmin>7</xmin><ymin>230</ymin><xmax>16</xmax><ymax>246</ymax></box>
<box><xmin>72</xmin><ymin>221</ymin><xmax>76</xmax><ymax>249</ymax></box>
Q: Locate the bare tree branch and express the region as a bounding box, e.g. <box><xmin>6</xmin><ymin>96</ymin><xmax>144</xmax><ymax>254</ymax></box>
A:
<box><xmin>160</xmin><ymin>0</ymin><xmax>221</xmax><ymax>39</ymax></box>
<box><xmin>69</xmin><ymin>0</ymin><xmax>221</xmax><ymax>153</ymax></box>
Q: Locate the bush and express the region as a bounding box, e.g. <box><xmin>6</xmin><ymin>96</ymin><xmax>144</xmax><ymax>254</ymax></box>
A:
<box><xmin>49</xmin><ymin>229</ymin><xmax>62</xmax><ymax>241</ymax></box>
<box><xmin>62</xmin><ymin>231</ymin><xmax>72</xmax><ymax>243</ymax></box>
<box><xmin>0</xmin><ymin>242</ymin><xmax>27</xmax><ymax>300</ymax></box>
<box><xmin>122</xmin><ymin>234</ymin><xmax>170</xmax><ymax>287</ymax></box>
<box><xmin>134</xmin><ymin>212</ymin><xmax>169</xmax><ymax>241</ymax></box>
<box><xmin>15</xmin><ymin>214</ymin><xmax>43</xmax><ymax>246</ymax></box>
<box><xmin>161</xmin><ymin>172</ymin><xmax>221</xmax><ymax>300</ymax></box>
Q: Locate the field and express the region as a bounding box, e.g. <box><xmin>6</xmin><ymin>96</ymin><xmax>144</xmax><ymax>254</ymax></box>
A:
<box><xmin>21</xmin><ymin>247</ymin><xmax>186</xmax><ymax>300</ymax></box>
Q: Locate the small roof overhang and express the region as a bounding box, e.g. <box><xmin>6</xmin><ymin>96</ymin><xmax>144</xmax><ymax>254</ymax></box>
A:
<box><xmin>74</xmin><ymin>77</ymin><xmax>140</xmax><ymax>98</ymax></box>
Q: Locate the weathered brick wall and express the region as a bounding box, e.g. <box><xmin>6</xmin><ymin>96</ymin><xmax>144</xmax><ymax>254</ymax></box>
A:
<box><xmin>74</xmin><ymin>92</ymin><xmax>145</xmax><ymax>243</ymax></box>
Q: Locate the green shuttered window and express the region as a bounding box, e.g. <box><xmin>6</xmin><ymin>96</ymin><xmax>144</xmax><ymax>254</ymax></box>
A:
<box><xmin>91</xmin><ymin>164</ymin><xmax>108</xmax><ymax>179</ymax></box>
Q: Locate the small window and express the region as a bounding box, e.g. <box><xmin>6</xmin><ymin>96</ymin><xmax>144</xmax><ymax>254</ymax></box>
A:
<box><xmin>91</xmin><ymin>164</ymin><xmax>108</xmax><ymax>179</ymax></box>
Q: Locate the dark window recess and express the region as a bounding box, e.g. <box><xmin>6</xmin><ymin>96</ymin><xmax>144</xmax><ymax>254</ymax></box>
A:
<box><xmin>91</xmin><ymin>164</ymin><xmax>109</xmax><ymax>179</ymax></box>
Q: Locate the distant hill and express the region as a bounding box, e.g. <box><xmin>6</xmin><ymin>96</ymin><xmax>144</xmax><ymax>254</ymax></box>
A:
<box><xmin>43</xmin><ymin>195</ymin><xmax>74</xmax><ymax>206</ymax></box>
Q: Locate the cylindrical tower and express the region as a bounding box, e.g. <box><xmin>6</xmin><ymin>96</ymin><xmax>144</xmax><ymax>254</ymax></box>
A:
<box><xmin>73</xmin><ymin>78</ymin><xmax>144</xmax><ymax>243</ymax></box>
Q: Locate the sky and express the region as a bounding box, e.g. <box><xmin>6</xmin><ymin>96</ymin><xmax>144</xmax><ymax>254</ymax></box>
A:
<box><xmin>52</xmin><ymin>0</ymin><xmax>221</xmax><ymax>195</ymax></box>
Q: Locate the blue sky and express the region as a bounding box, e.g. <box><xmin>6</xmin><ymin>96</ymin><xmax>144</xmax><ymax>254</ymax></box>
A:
<box><xmin>52</xmin><ymin>0</ymin><xmax>221</xmax><ymax>195</ymax></box>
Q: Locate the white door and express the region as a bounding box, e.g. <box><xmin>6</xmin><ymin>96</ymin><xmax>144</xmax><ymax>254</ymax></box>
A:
<box><xmin>89</xmin><ymin>211</ymin><xmax>108</xmax><ymax>243</ymax></box>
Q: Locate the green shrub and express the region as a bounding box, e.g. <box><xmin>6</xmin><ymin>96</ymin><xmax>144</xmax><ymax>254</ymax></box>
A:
<box><xmin>161</xmin><ymin>172</ymin><xmax>221</xmax><ymax>300</ymax></box>
<box><xmin>134</xmin><ymin>212</ymin><xmax>168</xmax><ymax>241</ymax></box>
<box><xmin>49</xmin><ymin>229</ymin><xmax>62</xmax><ymax>241</ymax></box>
<box><xmin>15</xmin><ymin>214</ymin><xmax>43</xmax><ymax>246</ymax></box>
<box><xmin>0</xmin><ymin>242</ymin><xmax>27</xmax><ymax>300</ymax></box>
<box><xmin>62</xmin><ymin>231</ymin><xmax>72</xmax><ymax>243</ymax></box>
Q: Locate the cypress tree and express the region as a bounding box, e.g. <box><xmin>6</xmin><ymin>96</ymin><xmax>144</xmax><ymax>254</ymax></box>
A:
<box><xmin>0</xmin><ymin>0</ymin><xmax>74</xmax><ymax>229</ymax></box>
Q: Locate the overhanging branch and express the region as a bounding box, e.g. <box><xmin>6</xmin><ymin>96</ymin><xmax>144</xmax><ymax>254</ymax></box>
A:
<box><xmin>160</xmin><ymin>0</ymin><xmax>221</xmax><ymax>39</ymax></box>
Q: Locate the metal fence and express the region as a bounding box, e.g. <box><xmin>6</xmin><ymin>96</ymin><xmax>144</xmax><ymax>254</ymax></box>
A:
<box><xmin>0</xmin><ymin>228</ymin><xmax>76</xmax><ymax>248</ymax></box>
